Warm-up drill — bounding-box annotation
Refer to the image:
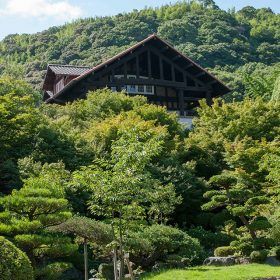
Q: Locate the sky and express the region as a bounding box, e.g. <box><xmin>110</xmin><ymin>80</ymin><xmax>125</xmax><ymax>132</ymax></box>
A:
<box><xmin>0</xmin><ymin>0</ymin><xmax>279</xmax><ymax>40</ymax></box>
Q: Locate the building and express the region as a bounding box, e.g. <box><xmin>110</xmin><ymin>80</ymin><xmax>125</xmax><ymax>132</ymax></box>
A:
<box><xmin>43</xmin><ymin>34</ymin><xmax>230</xmax><ymax>124</ymax></box>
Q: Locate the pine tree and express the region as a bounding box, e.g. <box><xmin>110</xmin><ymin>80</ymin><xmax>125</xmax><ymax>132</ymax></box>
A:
<box><xmin>0</xmin><ymin>161</ymin><xmax>77</xmax><ymax>264</ymax></box>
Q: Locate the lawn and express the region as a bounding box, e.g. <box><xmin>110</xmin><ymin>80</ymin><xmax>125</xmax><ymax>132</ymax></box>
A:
<box><xmin>142</xmin><ymin>264</ymin><xmax>280</xmax><ymax>280</ymax></box>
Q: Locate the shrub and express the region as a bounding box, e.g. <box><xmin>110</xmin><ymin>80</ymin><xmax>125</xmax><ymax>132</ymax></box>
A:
<box><xmin>126</xmin><ymin>224</ymin><xmax>204</xmax><ymax>267</ymax></box>
<box><xmin>214</xmin><ymin>246</ymin><xmax>235</xmax><ymax>257</ymax></box>
<box><xmin>36</xmin><ymin>262</ymin><xmax>81</xmax><ymax>280</ymax></box>
<box><xmin>272</xmin><ymin>246</ymin><xmax>280</xmax><ymax>259</ymax></box>
<box><xmin>253</xmin><ymin>237</ymin><xmax>275</xmax><ymax>250</ymax></box>
<box><xmin>230</xmin><ymin>237</ymin><xmax>254</xmax><ymax>256</ymax></box>
<box><xmin>250</xmin><ymin>250</ymin><xmax>268</xmax><ymax>263</ymax></box>
<box><xmin>0</xmin><ymin>236</ymin><xmax>33</xmax><ymax>280</ymax></box>
<box><xmin>188</xmin><ymin>226</ymin><xmax>233</xmax><ymax>250</ymax></box>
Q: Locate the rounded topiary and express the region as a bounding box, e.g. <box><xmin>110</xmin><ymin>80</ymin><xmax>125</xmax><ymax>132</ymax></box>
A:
<box><xmin>214</xmin><ymin>246</ymin><xmax>235</xmax><ymax>257</ymax></box>
<box><xmin>0</xmin><ymin>236</ymin><xmax>33</xmax><ymax>280</ymax></box>
<box><xmin>250</xmin><ymin>250</ymin><xmax>268</xmax><ymax>263</ymax></box>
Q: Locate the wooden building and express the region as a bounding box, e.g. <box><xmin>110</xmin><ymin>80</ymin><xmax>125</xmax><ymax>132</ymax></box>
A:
<box><xmin>43</xmin><ymin>34</ymin><xmax>230</xmax><ymax>123</ymax></box>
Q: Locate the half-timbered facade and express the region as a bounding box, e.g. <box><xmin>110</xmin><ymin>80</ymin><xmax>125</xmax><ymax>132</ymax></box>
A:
<box><xmin>43</xmin><ymin>34</ymin><xmax>230</xmax><ymax>123</ymax></box>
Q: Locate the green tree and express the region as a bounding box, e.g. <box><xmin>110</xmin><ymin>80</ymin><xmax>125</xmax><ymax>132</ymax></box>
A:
<box><xmin>0</xmin><ymin>161</ymin><xmax>76</xmax><ymax>264</ymax></box>
<box><xmin>73</xmin><ymin>114</ymin><xmax>181</xmax><ymax>279</ymax></box>
<box><xmin>202</xmin><ymin>170</ymin><xmax>271</xmax><ymax>239</ymax></box>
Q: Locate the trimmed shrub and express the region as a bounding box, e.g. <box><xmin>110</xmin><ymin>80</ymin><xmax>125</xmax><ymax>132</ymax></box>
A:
<box><xmin>0</xmin><ymin>236</ymin><xmax>33</xmax><ymax>280</ymax></box>
<box><xmin>214</xmin><ymin>246</ymin><xmax>235</xmax><ymax>257</ymax></box>
<box><xmin>36</xmin><ymin>262</ymin><xmax>81</xmax><ymax>280</ymax></box>
<box><xmin>126</xmin><ymin>224</ymin><xmax>204</xmax><ymax>267</ymax></box>
<box><xmin>250</xmin><ymin>250</ymin><xmax>268</xmax><ymax>263</ymax></box>
<box><xmin>230</xmin><ymin>238</ymin><xmax>254</xmax><ymax>256</ymax></box>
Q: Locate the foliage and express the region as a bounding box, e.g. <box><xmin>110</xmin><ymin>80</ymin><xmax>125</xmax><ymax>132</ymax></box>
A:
<box><xmin>0</xmin><ymin>162</ymin><xmax>76</xmax><ymax>263</ymax></box>
<box><xmin>0</xmin><ymin>236</ymin><xmax>34</xmax><ymax>280</ymax></box>
<box><xmin>36</xmin><ymin>262</ymin><xmax>81</xmax><ymax>280</ymax></box>
<box><xmin>250</xmin><ymin>250</ymin><xmax>268</xmax><ymax>263</ymax></box>
<box><xmin>49</xmin><ymin>216</ymin><xmax>113</xmax><ymax>245</ymax></box>
<box><xmin>0</xmin><ymin>77</ymin><xmax>40</xmax><ymax>190</ymax></box>
<box><xmin>214</xmin><ymin>246</ymin><xmax>235</xmax><ymax>257</ymax></box>
<box><xmin>126</xmin><ymin>224</ymin><xmax>203</xmax><ymax>267</ymax></box>
<box><xmin>188</xmin><ymin>226</ymin><xmax>233</xmax><ymax>252</ymax></box>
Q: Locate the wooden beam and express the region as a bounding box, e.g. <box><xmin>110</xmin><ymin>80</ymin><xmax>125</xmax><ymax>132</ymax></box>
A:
<box><xmin>171</xmin><ymin>64</ymin><xmax>175</xmax><ymax>82</ymax></box>
<box><xmin>185</xmin><ymin>63</ymin><xmax>194</xmax><ymax>70</ymax></box>
<box><xmin>206</xmin><ymin>90</ymin><xmax>212</xmax><ymax>106</ymax></box>
<box><xmin>178</xmin><ymin>89</ymin><xmax>185</xmax><ymax>116</ymax></box>
<box><xmin>147</xmin><ymin>49</ymin><xmax>152</xmax><ymax>79</ymax></box>
<box><xmin>172</xmin><ymin>55</ymin><xmax>181</xmax><ymax>61</ymax></box>
<box><xmin>149</xmin><ymin>46</ymin><xmax>205</xmax><ymax>87</ymax></box>
<box><xmin>195</xmin><ymin>72</ymin><xmax>206</xmax><ymax>78</ymax></box>
<box><xmin>136</xmin><ymin>55</ymin><xmax>139</xmax><ymax>79</ymax></box>
<box><xmin>90</xmin><ymin>78</ymin><xmax>208</xmax><ymax>91</ymax></box>
<box><xmin>124</xmin><ymin>62</ymin><xmax>127</xmax><ymax>79</ymax></box>
<box><xmin>160</xmin><ymin>46</ymin><xmax>169</xmax><ymax>53</ymax></box>
<box><xmin>207</xmin><ymin>80</ymin><xmax>217</xmax><ymax>85</ymax></box>
<box><xmin>159</xmin><ymin>57</ymin><xmax>163</xmax><ymax>80</ymax></box>
<box><xmin>92</xmin><ymin>46</ymin><xmax>149</xmax><ymax>80</ymax></box>
<box><xmin>184</xmin><ymin>97</ymin><xmax>202</xmax><ymax>101</ymax></box>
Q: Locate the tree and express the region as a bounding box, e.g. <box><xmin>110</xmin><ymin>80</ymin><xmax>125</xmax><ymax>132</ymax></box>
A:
<box><xmin>73</xmin><ymin>114</ymin><xmax>181</xmax><ymax>279</ymax></box>
<box><xmin>202</xmin><ymin>170</ymin><xmax>271</xmax><ymax>240</ymax></box>
<box><xmin>50</xmin><ymin>216</ymin><xmax>113</xmax><ymax>280</ymax></box>
<box><xmin>0</xmin><ymin>77</ymin><xmax>40</xmax><ymax>191</ymax></box>
<box><xmin>0</xmin><ymin>161</ymin><xmax>77</xmax><ymax>264</ymax></box>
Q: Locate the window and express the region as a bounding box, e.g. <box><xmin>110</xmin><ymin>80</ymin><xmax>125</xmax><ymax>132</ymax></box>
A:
<box><xmin>138</xmin><ymin>85</ymin><xmax>144</xmax><ymax>93</ymax></box>
<box><xmin>146</xmin><ymin>85</ymin><xmax>153</xmax><ymax>93</ymax></box>
<box><xmin>111</xmin><ymin>86</ymin><xmax>117</xmax><ymax>92</ymax></box>
<box><xmin>127</xmin><ymin>85</ymin><xmax>137</xmax><ymax>93</ymax></box>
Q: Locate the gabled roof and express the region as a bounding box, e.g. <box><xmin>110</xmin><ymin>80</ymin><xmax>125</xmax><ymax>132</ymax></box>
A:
<box><xmin>48</xmin><ymin>64</ymin><xmax>92</xmax><ymax>76</ymax></box>
<box><xmin>45</xmin><ymin>34</ymin><xmax>230</xmax><ymax>103</ymax></box>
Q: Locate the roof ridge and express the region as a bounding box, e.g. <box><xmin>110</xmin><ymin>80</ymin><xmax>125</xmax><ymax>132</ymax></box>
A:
<box><xmin>48</xmin><ymin>64</ymin><xmax>92</xmax><ymax>68</ymax></box>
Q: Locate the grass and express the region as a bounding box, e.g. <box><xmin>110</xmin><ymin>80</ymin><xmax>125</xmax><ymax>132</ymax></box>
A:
<box><xmin>142</xmin><ymin>264</ymin><xmax>280</xmax><ymax>280</ymax></box>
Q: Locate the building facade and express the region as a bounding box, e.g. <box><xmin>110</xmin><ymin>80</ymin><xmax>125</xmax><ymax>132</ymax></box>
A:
<box><xmin>43</xmin><ymin>34</ymin><xmax>230</xmax><ymax>122</ymax></box>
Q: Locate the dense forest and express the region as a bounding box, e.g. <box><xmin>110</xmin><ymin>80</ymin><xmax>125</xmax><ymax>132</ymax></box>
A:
<box><xmin>0</xmin><ymin>1</ymin><xmax>279</xmax><ymax>280</ymax></box>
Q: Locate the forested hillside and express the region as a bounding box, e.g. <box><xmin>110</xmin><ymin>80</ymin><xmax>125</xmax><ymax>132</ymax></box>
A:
<box><xmin>0</xmin><ymin>1</ymin><xmax>280</xmax><ymax>279</ymax></box>
<box><xmin>0</xmin><ymin>0</ymin><xmax>279</xmax><ymax>99</ymax></box>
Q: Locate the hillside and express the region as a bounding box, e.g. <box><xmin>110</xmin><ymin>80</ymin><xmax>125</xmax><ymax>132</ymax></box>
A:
<box><xmin>0</xmin><ymin>0</ymin><xmax>279</xmax><ymax>97</ymax></box>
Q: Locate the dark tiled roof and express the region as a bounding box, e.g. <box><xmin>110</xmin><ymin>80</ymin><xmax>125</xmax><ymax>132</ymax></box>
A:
<box><xmin>48</xmin><ymin>64</ymin><xmax>92</xmax><ymax>76</ymax></box>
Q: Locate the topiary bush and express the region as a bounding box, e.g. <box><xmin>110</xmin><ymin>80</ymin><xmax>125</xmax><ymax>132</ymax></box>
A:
<box><xmin>250</xmin><ymin>250</ymin><xmax>268</xmax><ymax>263</ymax></box>
<box><xmin>0</xmin><ymin>236</ymin><xmax>34</xmax><ymax>280</ymax></box>
<box><xmin>126</xmin><ymin>224</ymin><xmax>204</xmax><ymax>267</ymax></box>
<box><xmin>214</xmin><ymin>246</ymin><xmax>235</xmax><ymax>257</ymax></box>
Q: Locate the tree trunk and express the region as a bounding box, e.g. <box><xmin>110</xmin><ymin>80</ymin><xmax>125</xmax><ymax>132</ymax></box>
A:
<box><xmin>111</xmin><ymin>223</ymin><xmax>118</xmax><ymax>280</ymax></box>
<box><xmin>119</xmin><ymin>214</ymin><xmax>124</xmax><ymax>280</ymax></box>
<box><xmin>239</xmin><ymin>215</ymin><xmax>257</xmax><ymax>239</ymax></box>
<box><xmin>113</xmin><ymin>247</ymin><xmax>118</xmax><ymax>280</ymax></box>
<box><xmin>225</xmin><ymin>187</ymin><xmax>257</xmax><ymax>239</ymax></box>
<box><xmin>84</xmin><ymin>238</ymin><xmax>88</xmax><ymax>280</ymax></box>
<box><xmin>125</xmin><ymin>254</ymin><xmax>134</xmax><ymax>280</ymax></box>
